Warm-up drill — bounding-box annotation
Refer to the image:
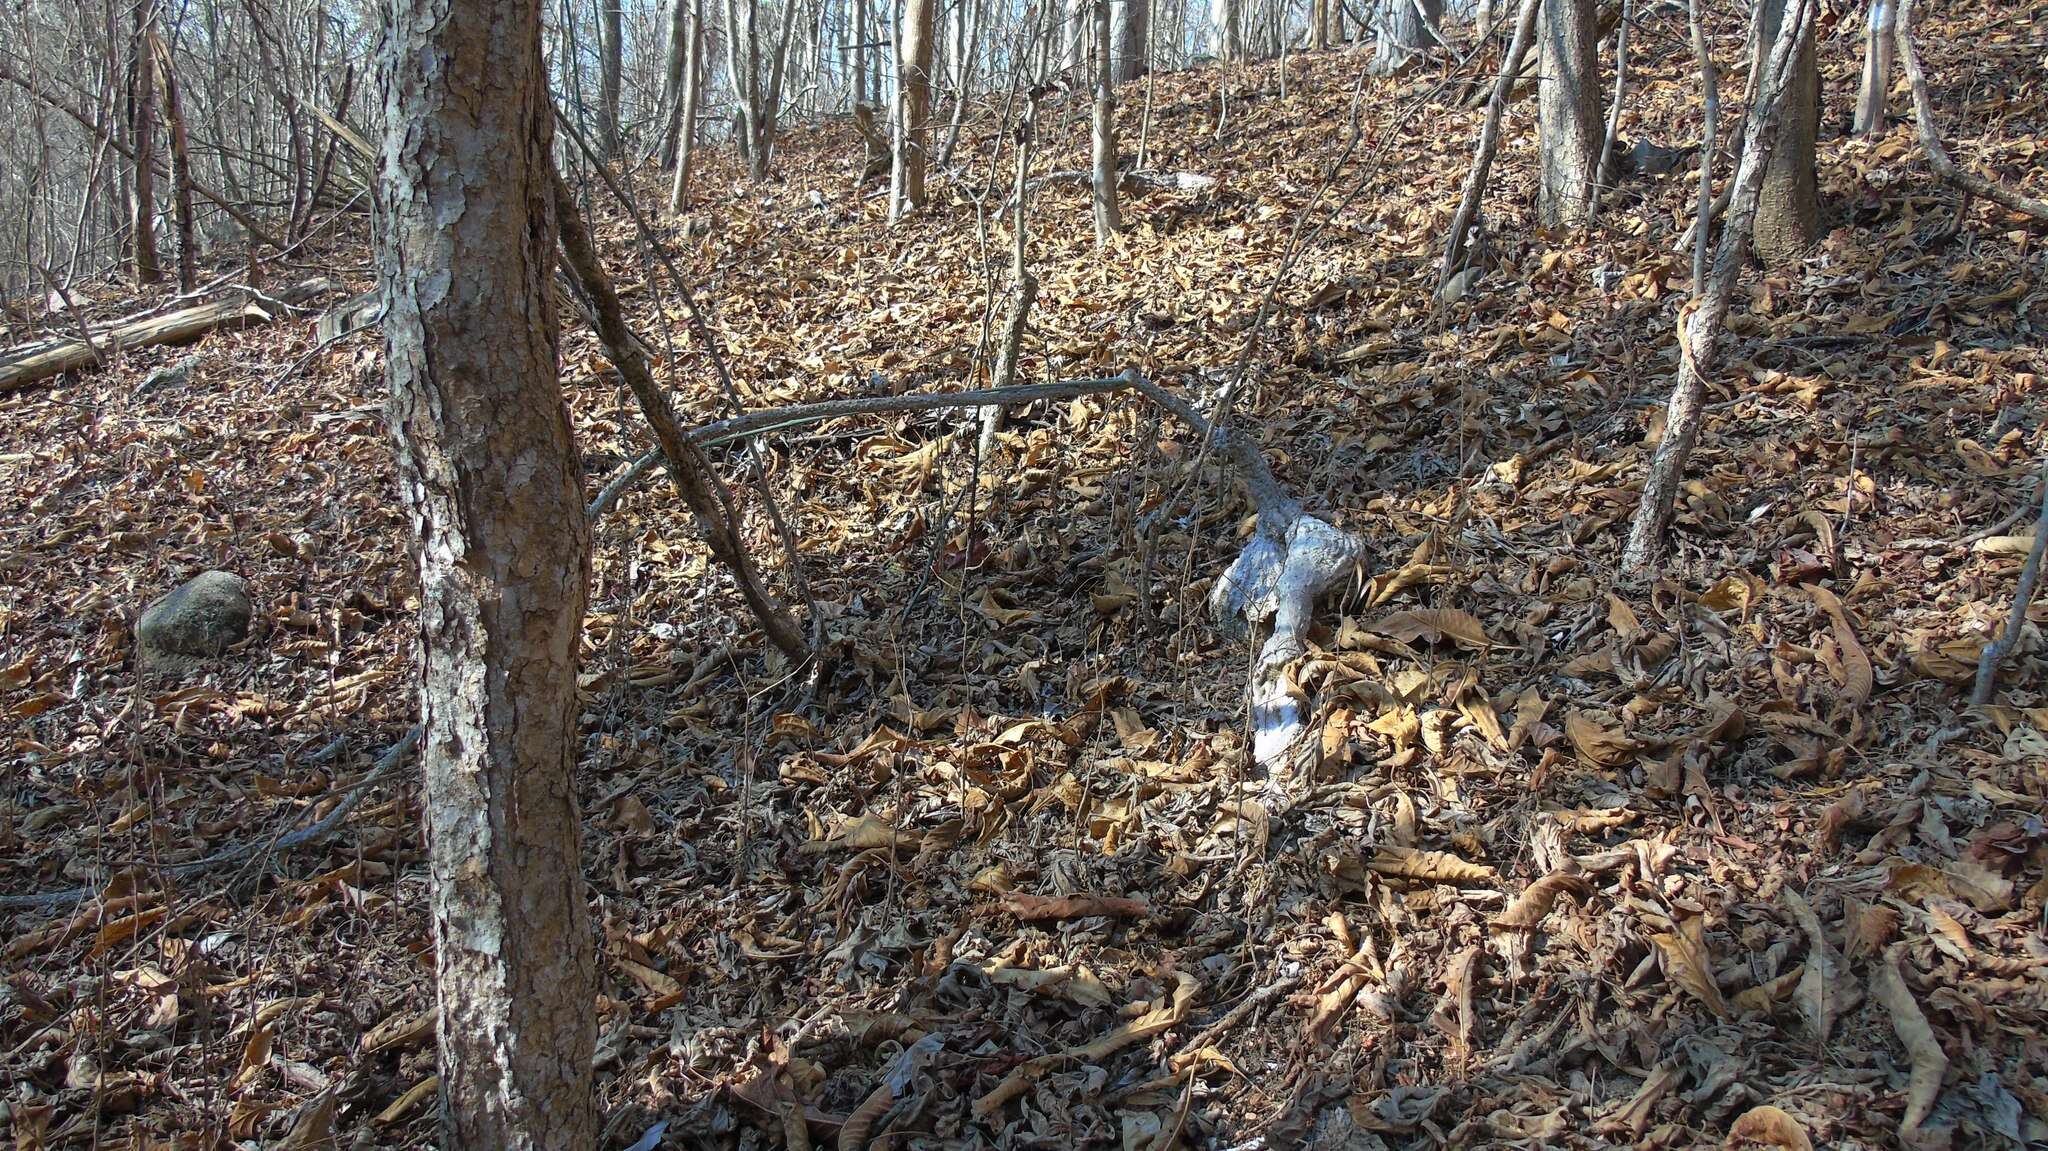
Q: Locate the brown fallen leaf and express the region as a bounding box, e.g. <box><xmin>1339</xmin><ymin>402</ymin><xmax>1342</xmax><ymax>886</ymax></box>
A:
<box><xmin>1491</xmin><ymin>872</ymin><xmax>1592</xmax><ymax>931</ymax></box>
<box><xmin>1725</xmin><ymin>1103</ymin><xmax>1813</xmax><ymax>1150</ymax></box>
<box><xmin>798</xmin><ymin>810</ymin><xmax>923</xmax><ymax>854</ymax></box>
<box><xmin>1649</xmin><ymin>916</ymin><xmax>1730</xmax><ymax>1019</ymax></box>
<box><xmin>373</xmin><ymin>1077</ymin><xmax>438</xmax><ymax>1127</ymax></box>
<box><xmin>1000</xmin><ymin>892</ymin><xmax>1150</xmax><ymax>921</ymax></box>
<box><xmin>1369</xmin><ymin>608</ymin><xmax>1494</xmax><ymax>649</ymax></box>
<box><xmin>1807</xmin><ymin>585</ymin><xmax>1874</xmax><ymax>708</ymax></box>
<box><xmin>973</xmin><ymin>971</ymin><xmax>1200</xmax><ymax>1118</ymax></box>
<box><xmin>1782</xmin><ymin>886</ymin><xmax>1860</xmax><ymax>1042</ymax></box>
<box><xmin>1566</xmin><ymin>710</ymin><xmax>1640</xmax><ymax>768</ymax></box>
<box><xmin>1870</xmin><ymin>947</ymin><xmax>1948</xmax><ymax>1140</ymax></box>
<box><xmin>1369</xmin><ymin>845</ymin><xmax>1496</xmax><ymax>883</ymax></box>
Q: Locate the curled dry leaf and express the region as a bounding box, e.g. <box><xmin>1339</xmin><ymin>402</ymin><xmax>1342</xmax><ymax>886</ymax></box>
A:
<box><xmin>798</xmin><ymin>810</ymin><xmax>923</xmax><ymax>854</ymax></box>
<box><xmin>1807</xmin><ymin>585</ymin><xmax>1874</xmax><ymax>708</ymax></box>
<box><xmin>1566</xmin><ymin>710</ymin><xmax>1641</xmax><ymax>769</ymax></box>
<box><xmin>1370</xmin><ymin>845</ymin><xmax>1496</xmax><ymax>883</ymax></box>
<box><xmin>1725</xmin><ymin>1103</ymin><xmax>1813</xmax><ymax>1150</ymax></box>
<box><xmin>1492</xmin><ymin>872</ymin><xmax>1592</xmax><ymax>931</ymax></box>
<box><xmin>1870</xmin><ymin>947</ymin><xmax>1948</xmax><ymax>1139</ymax></box>
<box><xmin>999</xmin><ymin>892</ymin><xmax>1150</xmax><ymax>921</ymax></box>
<box><xmin>1649</xmin><ymin>916</ymin><xmax>1730</xmax><ymax>1019</ymax></box>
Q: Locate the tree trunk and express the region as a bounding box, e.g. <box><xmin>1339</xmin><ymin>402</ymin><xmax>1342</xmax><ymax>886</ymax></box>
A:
<box><xmin>376</xmin><ymin>1</ymin><xmax>597</xmax><ymax>1147</ymax></box>
<box><xmin>129</xmin><ymin>7</ymin><xmax>160</xmax><ymax>284</ymax></box>
<box><xmin>1537</xmin><ymin>0</ymin><xmax>1600</xmax><ymax>227</ymax></box>
<box><xmin>1112</xmin><ymin>0</ymin><xmax>1149</xmax><ymax>82</ymax></box>
<box><xmin>1750</xmin><ymin>0</ymin><xmax>1818</xmax><ymax>265</ymax></box>
<box><xmin>670</xmin><ymin>0</ymin><xmax>704</xmax><ymax>212</ymax></box>
<box><xmin>1092</xmin><ymin>0</ymin><xmax>1122</xmax><ymax>244</ymax></box>
<box><xmin>1210</xmin><ymin>0</ymin><xmax>1243</xmax><ymax>60</ymax></box>
<box><xmin>1623</xmin><ymin>0</ymin><xmax>1816</xmax><ymax>570</ymax></box>
<box><xmin>1372</xmin><ymin>0</ymin><xmax>1441</xmax><ymax>73</ymax></box>
<box><xmin>892</xmin><ymin>0</ymin><xmax>935</xmax><ymax>219</ymax></box>
<box><xmin>658</xmin><ymin>0</ymin><xmax>691</xmax><ymax>166</ymax></box>
<box><xmin>1854</xmin><ymin>0</ymin><xmax>1894</xmax><ymax>135</ymax></box>
<box><xmin>150</xmin><ymin>31</ymin><xmax>198</xmax><ymax>291</ymax></box>
<box><xmin>598</xmin><ymin>0</ymin><xmax>625</xmax><ymax>160</ymax></box>
<box><xmin>1064</xmin><ymin>0</ymin><xmax>1090</xmax><ymax>72</ymax></box>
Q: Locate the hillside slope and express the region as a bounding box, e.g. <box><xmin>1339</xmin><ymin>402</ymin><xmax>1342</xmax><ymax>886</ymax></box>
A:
<box><xmin>4</xmin><ymin>5</ymin><xmax>2048</xmax><ymax>1147</ymax></box>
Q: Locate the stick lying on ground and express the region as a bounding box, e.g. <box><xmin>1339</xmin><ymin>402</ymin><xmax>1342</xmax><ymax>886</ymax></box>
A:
<box><xmin>0</xmin><ymin>278</ymin><xmax>338</xmax><ymax>394</ymax></box>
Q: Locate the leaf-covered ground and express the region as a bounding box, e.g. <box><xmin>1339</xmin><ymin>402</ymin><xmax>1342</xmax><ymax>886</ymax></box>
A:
<box><xmin>6</xmin><ymin>4</ymin><xmax>2048</xmax><ymax>1148</ymax></box>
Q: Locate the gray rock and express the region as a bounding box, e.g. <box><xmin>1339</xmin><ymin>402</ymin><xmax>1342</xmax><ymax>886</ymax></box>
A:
<box><xmin>137</xmin><ymin>571</ymin><xmax>252</xmax><ymax>674</ymax></box>
<box><xmin>139</xmin><ymin>355</ymin><xmax>201</xmax><ymax>394</ymax></box>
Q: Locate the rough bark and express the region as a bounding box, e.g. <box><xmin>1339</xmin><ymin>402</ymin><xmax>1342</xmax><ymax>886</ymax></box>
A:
<box><xmin>129</xmin><ymin>7</ymin><xmax>160</xmax><ymax>284</ymax></box>
<box><xmin>1112</xmin><ymin>0</ymin><xmax>1149</xmax><ymax>81</ymax></box>
<box><xmin>1895</xmin><ymin>0</ymin><xmax>2048</xmax><ymax>222</ymax></box>
<box><xmin>1623</xmin><ymin>0</ymin><xmax>1815</xmax><ymax>570</ymax></box>
<box><xmin>891</xmin><ymin>0</ymin><xmax>936</xmax><ymax>219</ymax></box>
<box><xmin>149</xmin><ymin>30</ymin><xmax>198</xmax><ymax>291</ymax></box>
<box><xmin>1091</xmin><ymin>0</ymin><xmax>1123</xmax><ymax>245</ymax></box>
<box><xmin>551</xmin><ymin>170</ymin><xmax>810</xmax><ymax>661</ymax></box>
<box><xmin>376</xmin><ymin>0</ymin><xmax>597</xmax><ymax>1146</ymax></box>
<box><xmin>1439</xmin><ymin>0</ymin><xmax>1544</xmax><ymax>290</ymax></box>
<box><xmin>1751</xmin><ymin>0</ymin><xmax>1819</xmax><ymax>266</ymax></box>
<box><xmin>1537</xmin><ymin>0</ymin><xmax>1601</xmax><ymax>227</ymax></box>
<box><xmin>1854</xmin><ymin>0</ymin><xmax>1894</xmax><ymax>136</ymax></box>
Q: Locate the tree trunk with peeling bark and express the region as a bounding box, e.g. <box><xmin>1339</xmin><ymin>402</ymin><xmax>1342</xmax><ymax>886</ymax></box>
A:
<box><xmin>1537</xmin><ymin>0</ymin><xmax>1601</xmax><ymax>227</ymax></box>
<box><xmin>377</xmin><ymin>0</ymin><xmax>596</xmax><ymax>1145</ymax></box>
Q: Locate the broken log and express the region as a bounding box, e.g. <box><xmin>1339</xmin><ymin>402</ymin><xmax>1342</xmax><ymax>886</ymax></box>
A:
<box><xmin>0</xmin><ymin>278</ymin><xmax>337</xmax><ymax>394</ymax></box>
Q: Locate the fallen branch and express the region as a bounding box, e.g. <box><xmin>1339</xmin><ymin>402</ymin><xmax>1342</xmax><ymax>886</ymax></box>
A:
<box><xmin>1895</xmin><ymin>0</ymin><xmax>2048</xmax><ymax>223</ymax></box>
<box><xmin>1971</xmin><ymin>462</ymin><xmax>2048</xmax><ymax>706</ymax></box>
<box><xmin>0</xmin><ymin>278</ymin><xmax>337</xmax><ymax>394</ymax></box>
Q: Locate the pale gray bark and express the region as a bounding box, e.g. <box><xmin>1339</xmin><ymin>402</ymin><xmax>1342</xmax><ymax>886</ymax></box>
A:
<box><xmin>1112</xmin><ymin>0</ymin><xmax>1149</xmax><ymax>82</ymax></box>
<box><xmin>1537</xmin><ymin>0</ymin><xmax>1600</xmax><ymax>227</ymax></box>
<box><xmin>597</xmin><ymin>0</ymin><xmax>624</xmax><ymax>158</ymax></box>
<box><xmin>1372</xmin><ymin>0</ymin><xmax>1442</xmax><ymax>74</ymax></box>
<box><xmin>376</xmin><ymin>0</ymin><xmax>596</xmax><ymax>1144</ymax></box>
<box><xmin>1210</xmin><ymin>0</ymin><xmax>1243</xmax><ymax>59</ymax></box>
<box><xmin>1091</xmin><ymin>0</ymin><xmax>1122</xmax><ymax>245</ymax></box>
<box><xmin>891</xmin><ymin>0</ymin><xmax>935</xmax><ymax>218</ymax></box>
<box><xmin>1853</xmin><ymin>0</ymin><xmax>1894</xmax><ymax>136</ymax></box>
<box><xmin>669</xmin><ymin>0</ymin><xmax>703</xmax><ymax>212</ymax></box>
<box><xmin>1751</xmin><ymin>0</ymin><xmax>1818</xmax><ymax>266</ymax></box>
<box><xmin>657</xmin><ymin>0</ymin><xmax>690</xmax><ymax>165</ymax></box>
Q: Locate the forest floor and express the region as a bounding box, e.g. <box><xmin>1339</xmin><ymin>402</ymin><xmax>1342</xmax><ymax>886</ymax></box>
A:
<box><xmin>6</xmin><ymin>3</ymin><xmax>2048</xmax><ymax>1149</ymax></box>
